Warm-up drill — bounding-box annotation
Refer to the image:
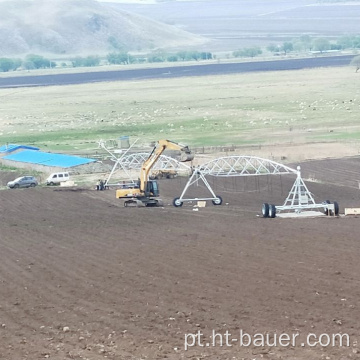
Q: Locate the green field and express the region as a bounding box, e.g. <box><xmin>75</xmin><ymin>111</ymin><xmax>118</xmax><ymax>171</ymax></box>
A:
<box><xmin>0</xmin><ymin>66</ymin><xmax>359</xmax><ymax>153</ymax></box>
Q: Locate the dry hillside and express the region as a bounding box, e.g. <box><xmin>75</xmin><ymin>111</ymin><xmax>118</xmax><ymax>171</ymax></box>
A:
<box><xmin>0</xmin><ymin>0</ymin><xmax>206</xmax><ymax>56</ymax></box>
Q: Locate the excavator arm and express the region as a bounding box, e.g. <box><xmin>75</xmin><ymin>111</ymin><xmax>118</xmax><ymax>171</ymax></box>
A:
<box><xmin>139</xmin><ymin>139</ymin><xmax>193</xmax><ymax>192</ymax></box>
<box><xmin>115</xmin><ymin>139</ymin><xmax>193</xmax><ymax>204</ymax></box>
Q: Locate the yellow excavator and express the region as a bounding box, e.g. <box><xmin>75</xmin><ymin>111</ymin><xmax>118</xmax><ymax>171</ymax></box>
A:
<box><xmin>116</xmin><ymin>139</ymin><xmax>193</xmax><ymax>207</ymax></box>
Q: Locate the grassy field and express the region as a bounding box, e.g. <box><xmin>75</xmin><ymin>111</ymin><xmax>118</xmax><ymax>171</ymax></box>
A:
<box><xmin>0</xmin><ymin>66</ymin><xmax>359</xmax><ymax>153</ymax></box>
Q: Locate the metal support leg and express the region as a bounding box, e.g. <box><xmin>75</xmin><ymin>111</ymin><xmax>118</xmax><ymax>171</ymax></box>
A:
<box><xmin>178</xmin><ymin>169</ymin><xmax>218</xmax><ymax>203</ymax></box>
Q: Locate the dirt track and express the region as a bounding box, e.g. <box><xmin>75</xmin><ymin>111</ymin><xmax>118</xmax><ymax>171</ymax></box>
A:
<box><xmin>1</xmin><ymin>157</ymin><xmax>360</xmax><ymax>359</ymax></box>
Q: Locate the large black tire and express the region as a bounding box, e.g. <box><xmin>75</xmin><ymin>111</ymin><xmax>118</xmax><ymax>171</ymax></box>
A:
<box><xmin>212</xmin><ymin>196</ymin><xmax>223</xmax><ymax>206</ymax></box>
<box><xmin>13</xmin><ymin>184</ymin><xmax>19</xmax><ymax>189</ymax></box>
<box><xmin>269</xmin><ymin>204</ymin><xmax>277</xmax><ymax>218</ymax></box>
<box><xmin>333</xmin><ymin>201</ymin><xmax>339</xmax><ymax>216</ymax></box>
<box><xmin>30</xmin><ymin>183</ymin><xmax>36</xmax><ymax>187</ymax></box>
<box><xmin>262</xmin><ymin>203</ymin><xmax>269</xmax><ymax>218</ymax></box>
<box><xmin>173</xmin><ymin>197</ymin><xmax>183</xmax><ymax>207</ymax></box>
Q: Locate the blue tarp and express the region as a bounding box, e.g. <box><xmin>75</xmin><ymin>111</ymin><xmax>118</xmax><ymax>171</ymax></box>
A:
<box><xmin>0</xmin><ymin>144</ymin><xmax>39</xmax><ymax>153</ymax></box>
<box><xmin>3</xmin><ymin>150</ymin><xmax>96</xmax><ymax>168</ymax></box>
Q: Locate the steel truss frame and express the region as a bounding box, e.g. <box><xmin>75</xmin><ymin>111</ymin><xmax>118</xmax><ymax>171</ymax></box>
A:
<box><xmin>175</xmin><ymin>168</ymin><xmax>220</xmax><ymax>205</ymax></box>
<box><xmin>200</xmin><ymin>156</ymin><xmax>297</xmax><ymax>176</ymax></box>
<box><xmin>275</xmin><ymin>166</ymin><xmax>331</xmax><ymax>213</ymax></box>
<box><xmin>99</xmin><ymin>143</ymin><xmax>191</xmax><ymax>186</ymax></box>
<box><xmin>175</xmin><ymin>156</ymin><xmax>297</xmax><ymax>205</ymax></box>
<box><xmin>121</xmin><ymin>153</ymin><xmax>191</xmax><ymax>172</ymax></box>
<box><xmin>175</xmin><ymin>157</ymin><xmax>337</xmax><ymax>216</ymax></box>
<box><xmin>263</xmin><ymin>166</ymin><xmax>338</xmax><ymax>218</ymax></box>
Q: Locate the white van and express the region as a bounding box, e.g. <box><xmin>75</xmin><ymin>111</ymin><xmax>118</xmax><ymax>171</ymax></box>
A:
<box><xmin>46</xmin><ymin>172</ymin><xmax>70</xmax><ymax>185</ymax></box>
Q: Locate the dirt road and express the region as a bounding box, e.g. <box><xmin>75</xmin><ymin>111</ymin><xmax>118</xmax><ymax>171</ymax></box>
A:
<box><xmin>0</xmin><ymin>55</ymin><xmax>354</xmax><ymax>89</ymax></box>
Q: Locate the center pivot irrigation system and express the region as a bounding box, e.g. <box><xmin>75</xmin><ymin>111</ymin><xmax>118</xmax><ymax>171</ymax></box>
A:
<box><xmin>172</xmin><ymin>156</ymin><xmax>338</xmax><ymax>217</ymax></box>
<box><xmin>99</xmin><ymin>141</ymin><xmax>338</xmax><ymax>217</ymax></box>
<box><xmin>98</xmin><ymin>139</ymin><xmax>191</xmax><ymax>187</ymax></box>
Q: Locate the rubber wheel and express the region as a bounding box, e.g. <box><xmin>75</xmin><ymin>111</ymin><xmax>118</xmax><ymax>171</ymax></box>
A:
<box><xmin>30</xmin><ymin>183</ymin><xmax>36</xmax><ymax>187</ymax></box>
<box><xmin>323</xmin><ymin>200</ymin><xmax>331</xmax><ymax>215</ymax></box>
<box><xmin>262</xmin><ymin>203</ymin><xmax>269</xmax><ymax>218</ymax></box>
<box><xmin>333</xmin><ymin>201</ymin><xmax>339</xmax><ymax>216</ymax></box>
<box><xmin>13</xmin><ymin>184</ymin><xmax>19</xmax><ymax>189</ymax></box>
<box><xmin>269</xmin><ymin>204</ymin><xmax>276</xmax><ymax>218</ymax></box>
<box><xmin>50</xmin><ymin>182</ymin><xmax>55</xmax><ymax>186</ymax></box>
<box><xmin>173</xmin><ymin>197</ymin><xmax>183</xmax><ymax>207</ymax></box>
<box><xmin>212</xmin><ymin>196</ymin><xmax>223</xmax><ymax>206</ymax></box>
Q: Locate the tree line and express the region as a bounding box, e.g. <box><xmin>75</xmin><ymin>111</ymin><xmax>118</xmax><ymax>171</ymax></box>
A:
<box><xmin>1</xmin><ymin>34</ymin><xmax>360</xmax><ymax>72</ymax></box>
<box><xmin>0</xmin><ymin>54</ymin><xmax>56</xmax><ymax>72</ymax></box>
<box><xmin>106</xmin><ymin>50</ymin><xmax>213</xmax><ymax>65</ymax></box>
<box><xmin>233</xmin><ymin>35</ymin><xmax>360</xmax><ymax>59</ymax></box>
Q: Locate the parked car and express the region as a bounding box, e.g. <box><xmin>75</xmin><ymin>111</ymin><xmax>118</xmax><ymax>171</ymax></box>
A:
<box><xmin>7</xmin><ymin>176</ymin><xmax>38</xmax><ymax>189</ymax></box>
<box><xmin>46</xmin><ymin>172</ymin><xmax>70</xmax><ymax>186</ymax></box>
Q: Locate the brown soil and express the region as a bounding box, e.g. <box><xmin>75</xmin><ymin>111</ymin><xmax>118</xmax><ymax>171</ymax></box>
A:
<box><xmin>1</xmin><ymin>157</ymin><xmax>360</xmax><ymax>359</ymax></box>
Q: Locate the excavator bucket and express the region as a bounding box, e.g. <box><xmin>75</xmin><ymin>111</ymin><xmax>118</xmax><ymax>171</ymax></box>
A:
<box><xmin>179</xmin><ymin>146</ymin><xmax>194</xmax><ymax>162</ymax></box>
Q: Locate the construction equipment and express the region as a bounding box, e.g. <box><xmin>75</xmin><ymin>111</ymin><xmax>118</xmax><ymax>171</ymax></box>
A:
<box><xmin>149</xmin><ymin>169</ymin><xmax>177</xmax><ymax>180</ymax></box>
<box><xmin>116</xmin><ymin>139</ymin><xmax>193</xmax><ymax>207</ymax></box>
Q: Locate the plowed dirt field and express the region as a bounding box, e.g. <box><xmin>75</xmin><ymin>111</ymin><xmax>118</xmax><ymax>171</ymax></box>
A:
<box><xmin>1</xmin><ymin>157</ymin><xmax>360</xmax><ymax>360</ymax></box>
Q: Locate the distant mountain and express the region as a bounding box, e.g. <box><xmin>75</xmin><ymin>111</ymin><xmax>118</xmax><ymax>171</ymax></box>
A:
<box><xmin>0</xmin><ymin>0</ymin><xmax>206</xmax><ymax>56</ymax></box>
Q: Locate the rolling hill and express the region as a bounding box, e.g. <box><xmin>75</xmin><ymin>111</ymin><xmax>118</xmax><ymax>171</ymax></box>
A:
<box><xmin>0</xmin><ymin>0</ymin><xmax>206</xmax><ymax>56</ymax></box>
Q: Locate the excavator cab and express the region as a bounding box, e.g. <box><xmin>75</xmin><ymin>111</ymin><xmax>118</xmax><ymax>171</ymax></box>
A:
<box><xmin>145</xmin><ymin>180</ymin><xmax>159</xmax><ymax>197</ymax></box>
